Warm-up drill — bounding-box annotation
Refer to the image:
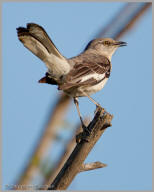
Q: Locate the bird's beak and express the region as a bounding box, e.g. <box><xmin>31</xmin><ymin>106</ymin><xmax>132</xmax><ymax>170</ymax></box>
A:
<box><xmin>114</xmin><ymin>41</ymin><xmax>127</xmax><ymax>47</ymax></box>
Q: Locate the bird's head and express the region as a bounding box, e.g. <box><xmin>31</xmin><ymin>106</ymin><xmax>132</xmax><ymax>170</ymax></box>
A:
<box><xmin>85</xmin><ymin>38</ymin><xmax>127</xmax><ymax>60</ymax></box>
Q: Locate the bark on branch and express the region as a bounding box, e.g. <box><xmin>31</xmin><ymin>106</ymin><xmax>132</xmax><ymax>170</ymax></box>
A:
<box><xmin>80</xmin><ymin>162</ymin><xmax>107</xmax><ymax>172</ymax></box>
<box><xmin>47</xmin><ymin>107</ymin><xmax>113</xmax><ymax>190</ymax></box>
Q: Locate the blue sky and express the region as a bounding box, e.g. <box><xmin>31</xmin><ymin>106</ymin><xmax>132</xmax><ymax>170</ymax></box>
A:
<box><xmin>2</xmin><ymin>2</ymin><xmax>152</xmax><ymax>190</ymax></box>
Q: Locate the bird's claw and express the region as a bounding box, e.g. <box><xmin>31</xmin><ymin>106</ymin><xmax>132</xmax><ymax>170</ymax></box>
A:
<box><xmin>82</xmin><ymin>123</ymin><xmax>90</xmax><ymax>135</ymax></box>
<box><xmin>76</xmin><ymin>131</ymin><xmax>90</xmax><ymax>143</ymax></box>
<box><xmin>94</xmin><ymin>104</ymin><xmax>102</xmax><ymax>114</ymax></box>
<box><xmin>75</xmin><ymin>123</ymin><xmax>90</xmax><ymax>143</ymax></box>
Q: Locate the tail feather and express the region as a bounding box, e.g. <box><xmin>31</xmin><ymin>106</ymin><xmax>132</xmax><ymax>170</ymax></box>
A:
<box><xmin>17</xmin><ymin>23</ymin><xmax>64</xmax><ymax>60</ymax></box>
<box><xmin>17</xmin><ymin>23</ymin><xmax>71</xmax><ymax>78</ymax></box>
<box><xmin>27</xmin><ymin>23</ymin><xmax>64</xmax><ymax>59</ymax></box>
<box><xmin>38</xmin><ymin>72</ymin><xmax>58</xmax><ymax>85</ymax></box>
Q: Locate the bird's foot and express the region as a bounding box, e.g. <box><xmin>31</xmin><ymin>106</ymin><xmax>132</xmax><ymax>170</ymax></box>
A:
<box><xmin>76</xmin><ymin>123</ymin><xmax>90</xmax><ymax>143</ymax></box>
<box><xmin>76</xmin><ymin>131</ymin><xmax>90</xmax><ymax>143</ymax></box>
<box><xmin>82</xmin><ymin>123</ymin><xmax>90</xmax><ymax>135</ymax></box>
<box><xmin>94</xmin><ymin>104</ymin><xmax>103</xmax><ymax>114</ymax></box>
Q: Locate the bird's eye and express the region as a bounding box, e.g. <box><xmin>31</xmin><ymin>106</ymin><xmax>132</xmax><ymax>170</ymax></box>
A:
<box><xmin>103</xmin><ymin>41</ymin><xmax>110</xmax><ymax>45</ymax></box>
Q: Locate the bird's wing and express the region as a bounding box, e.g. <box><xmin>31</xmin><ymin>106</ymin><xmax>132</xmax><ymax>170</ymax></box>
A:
<box><xmin>59</xmin><ymin>54</ymin><xmax>111</xmax><ymax>90</ymax></box>
<box><xmin>17</xmin><ymin>23</ymin><xmax>71</xmax><ymax>78</ymax></box>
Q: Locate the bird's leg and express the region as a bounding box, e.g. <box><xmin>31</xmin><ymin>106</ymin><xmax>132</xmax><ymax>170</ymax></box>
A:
<box><xmin>73</xmin><ymin>97</ymin><xmax>87</xmax><ymax>131</ymax></box>
<box><xmin>82</xmin><ymin>91</ymin><xmax>101</xmax><ymax>108</ymax></box>
<box><xmin>86</xmin><ymin>95</ymin><xmax>100</xmax><ymax>107</ymax></box>
<box><xmin>74</xmin><ymin>97</ymin><xmax>90</xmax><ymax>143</ymax></box>
<box><xmin>81</xmin><ymin>91</ymin><xmax>102</xmax><ymax>115</ymax></box>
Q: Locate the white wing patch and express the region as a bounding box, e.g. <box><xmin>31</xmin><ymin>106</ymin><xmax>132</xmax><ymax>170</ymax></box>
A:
<box><xmin>80</xmin><ymin>73</ymin><xmax>105</xmax><ymax>83</ymax></box>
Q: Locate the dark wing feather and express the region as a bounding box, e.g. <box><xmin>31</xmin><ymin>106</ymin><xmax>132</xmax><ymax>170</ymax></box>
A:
<box><xmin>59</xmin><ymin>54</ymin><xmax>111</xmax><ymax>90</ymax></box>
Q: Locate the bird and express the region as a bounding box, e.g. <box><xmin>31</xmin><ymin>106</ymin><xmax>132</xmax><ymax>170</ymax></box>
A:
<box><xmin>16</xmin><ymin>23</ymin><xmax>127</xmax><ymax>130</ymax></box>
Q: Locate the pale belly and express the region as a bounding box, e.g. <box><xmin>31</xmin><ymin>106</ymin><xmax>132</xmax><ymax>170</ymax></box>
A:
<box><xmin>65</xmin><ymin>78</ymin><xmax>108</xmax><ymax>97</ymax></box>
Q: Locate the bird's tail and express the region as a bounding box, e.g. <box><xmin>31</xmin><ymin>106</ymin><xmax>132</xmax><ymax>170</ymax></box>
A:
<box><xmin>17</xmin><ymin>23</ymin><xmax>65</xmax><ymax>60</ymax></box>
<box><xmin>17</xmin><ymin>23</ymin><xmax>70</xmax><ymax>78</ymax></box>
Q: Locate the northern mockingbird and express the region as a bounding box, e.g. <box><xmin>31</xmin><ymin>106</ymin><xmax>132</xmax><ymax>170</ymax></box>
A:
<box><xmin>17</xmin><ymin>23</ymin><xmax>127</xmax><ymax>129</ymax></box>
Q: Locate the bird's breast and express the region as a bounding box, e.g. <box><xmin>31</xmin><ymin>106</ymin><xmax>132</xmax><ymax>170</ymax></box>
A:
<box><xmin>64</xmin><ymin>77</ymin><xmax>109</xmax><ymax>97</ymax></box>
<box><xmin>82</xmin><ymin>77</ymin><xmax>109</xmax><ymax>95</ymax></box>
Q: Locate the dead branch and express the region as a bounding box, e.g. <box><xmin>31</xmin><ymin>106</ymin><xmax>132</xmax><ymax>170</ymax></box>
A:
<box><xmin>15</xmin><ymin>93</ymin><xmax>70</xmax><ymax>189</ymax></box>
<box><xmin>115</xmin><ymin>3</ymin><xmax>152</xmax><ymax>40</ymax></box>
<box><xmin>80</xmin><ymin>162</ymin><xmax>107</xmax><ymax>172</ymax></box>
<box><xmin>47</xmin><ymin>107</ymin><xmax>113</xmax><ymax>190</ymax></box>
<box><xmin>96</xmin><ymin>3</ymin><xmax>151</xmax><ymax>40</ymax></box>
<box><xmin>42</xmin><ymin>119</ymin><xmax>89</xmax><ymax>188</ymax></box>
